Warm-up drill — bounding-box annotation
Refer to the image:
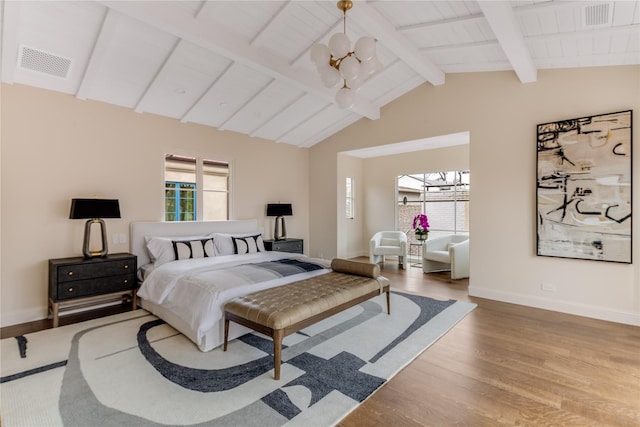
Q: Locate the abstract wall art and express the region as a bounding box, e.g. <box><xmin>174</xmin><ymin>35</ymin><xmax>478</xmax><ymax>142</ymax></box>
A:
<box><xmin>536</xmin><ymin>110</ymin><xmax>632</xmax><ymax>263</ymax></box>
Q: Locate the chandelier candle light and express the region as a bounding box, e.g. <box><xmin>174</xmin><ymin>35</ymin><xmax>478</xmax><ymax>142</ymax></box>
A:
<box><xmin>310</xmin><ymin>0</ymin><xmax>379</xmax><ymax>109</ymax></box>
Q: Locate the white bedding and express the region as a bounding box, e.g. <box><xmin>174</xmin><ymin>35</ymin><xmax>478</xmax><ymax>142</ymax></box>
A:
<box><xmin>137</xmin><ymin>251</ymin><xmax>331</xmax><ymax>351</ymax></box>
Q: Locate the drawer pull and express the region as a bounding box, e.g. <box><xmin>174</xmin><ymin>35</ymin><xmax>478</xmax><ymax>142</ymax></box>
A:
<box><xmin>68</xmin><ymin>287</ymin><xmax>74</xmax><ymax>293</ymax></box>
<box><xmin>124</xmin><ymin>279</ymin><xmax>128</xmax><ymax>284</ymax></box>
<box><xmin>68</xmin><ymin>271</ymin><xmax>74</xmax><ymax>276</ymax></box>
<box><xmin>124</xmin><ymin>265</ymin><xmax>129</xmax><ymax>269</ymax></box>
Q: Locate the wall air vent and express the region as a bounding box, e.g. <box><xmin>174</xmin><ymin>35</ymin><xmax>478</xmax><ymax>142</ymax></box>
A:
<box><xmin>18</xmin><ymin>45</ymin><xmax>72</xmax><ymax>79</ymax></box>
<box><xmin>582</xmin><ymin>2</ymin><xmax>613</xmax><ymax>28</ymax></box>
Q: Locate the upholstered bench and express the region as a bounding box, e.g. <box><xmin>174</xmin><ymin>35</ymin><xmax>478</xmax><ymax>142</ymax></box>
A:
<box><xmin>223</xmin><ymin>258</ymin><xmax>390</xmax><ymax>380</ymax></box>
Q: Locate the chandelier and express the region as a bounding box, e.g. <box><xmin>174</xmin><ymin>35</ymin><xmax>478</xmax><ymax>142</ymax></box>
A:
<box><xmin>310</xmin><ymin>0</ymin><xmax>378</xmax><ymax>109</ymax></box>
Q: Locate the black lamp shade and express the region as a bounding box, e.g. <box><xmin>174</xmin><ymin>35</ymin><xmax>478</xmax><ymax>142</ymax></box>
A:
<box><xmin>70</xmin><ymin>199</ymin><xmax>121</xmax><ymax>219</ymax></box>
<box><xmin>266</xmin><ymin>203</ymin><xmax>292</xmax><ymax>217</ymax></box>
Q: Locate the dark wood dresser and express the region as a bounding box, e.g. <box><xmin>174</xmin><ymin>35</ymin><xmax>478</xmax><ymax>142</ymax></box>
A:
<box><xmin>48</xmin><ymin>253</ymin><xmax>137</xmax><ymax>327</ymax></box>
<box><xmin>263</xmin><ymin>238</ymin><xmax>304</xmax><ymax>254</ymax></box>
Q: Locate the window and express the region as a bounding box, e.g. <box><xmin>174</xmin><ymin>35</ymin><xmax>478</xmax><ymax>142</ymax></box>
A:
<box><xmin>165</xmin><ymin>182</ymin><xmax>196</xmax><ymax>221</ymax></box>
<box><xmin>397</xmin><ymin>170</ymin><xmax>470</xmax><ymax>242</ymax></box>
<box><xmin>164</xmin><ymin>154</ymin><xmax>229</xmax><ymax>221</ymax></box>
<box><xmin>346</xmin><ymin>177</ymin><xmax>355</xmax><ymax>219</ymax></box>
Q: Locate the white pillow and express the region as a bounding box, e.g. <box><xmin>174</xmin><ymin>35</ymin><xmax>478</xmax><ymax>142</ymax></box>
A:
<box><xmin>173</xmin><ymin>238</ymin><xmax>215</xmax><ymax>260</ymax></box>
<box><xmin>231</xmin><ymin>234</ymin><xmax>265</xmax><ymax>255</ymax></box>
<box><xmin>145</xmin><ymin>234</ymin><xmax>210</xmax><ymax>266</ymax></box>
<box><xmin>213</xmin><ymin>232</ymin><xmax>265</xmax><ymax>255</ymax></box>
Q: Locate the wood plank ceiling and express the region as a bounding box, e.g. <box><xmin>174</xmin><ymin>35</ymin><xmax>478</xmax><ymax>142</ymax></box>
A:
<box><xmin>1</xmin><ymin>1</ymin><xmax>638</xmax><ymax>147</ymax></box>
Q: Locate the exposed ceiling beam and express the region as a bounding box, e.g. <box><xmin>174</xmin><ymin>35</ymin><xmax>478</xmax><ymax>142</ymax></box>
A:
<box><xmin>398</xmin><ymin>12</ymin><xmax>486</xmax><ymax>32</ymax></box>
<box><xmin>527</xmin><ymin>23</ymin><xmax>640</xmax><ymax>43</ymax></box>
<box><xmin>478</xmin><ymin>1</ymin><xmax>537</xmax><ymax>83</ymax></box>
<box><xmin>349</xmin><ymin>0</ymin><xmax>445</xmax><ymax>86</ymax></box>
<box><xmin>398</xmin><ymin>1</ymin><xmax>581</xmax><ymax>33</ymax></box>
<box><xmin>441</xmin><ymin>61</ymin><xmax>513</xmax><ymax>73</ymax></box>
<box><xmin>535</xmin><ymin>52</ymin><xmax>640</xmax><ymax>68</ymax></box>
<box><xmin>423</xmin><ymin>39</ymin><xmax>498</xmax><ymax>53</ymax></box>
<box><xmin>422</xmin><ymin>23</ymin><xmax>640</xmax><ymax>54</ymax></box>
<box><xmin>98</xmin><ymin>0</ymin><xmax>380</xmax><ymax>120</ymax></box>
<box><xmin>1</xmin><ymin>0</ymin><xmax>21</xmax><ymax>84</ymax></box>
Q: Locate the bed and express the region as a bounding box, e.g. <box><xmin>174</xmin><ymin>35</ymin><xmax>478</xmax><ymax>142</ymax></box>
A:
<box><xmin>130</xmin><ymin>220</ymin><xmax>330</xmax><ymax>352</ymax></box>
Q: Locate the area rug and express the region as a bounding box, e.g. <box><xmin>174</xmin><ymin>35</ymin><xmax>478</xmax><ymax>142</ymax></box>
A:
<box><xmin>0</xmin><ymin>292</ymin><xmax>476</xmax><ymax>426</ymax></box>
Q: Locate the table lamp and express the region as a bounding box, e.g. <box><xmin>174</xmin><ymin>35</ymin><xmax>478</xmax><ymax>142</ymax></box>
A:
<box><xmin>266</xmin><ymin>203</ymin><xmax>292</xmax><ymax>241</ymax></box>
<box><xmin>69</xmin><ymin>198</ymin><xmax>121</xmax><ymax>258</ymax></box>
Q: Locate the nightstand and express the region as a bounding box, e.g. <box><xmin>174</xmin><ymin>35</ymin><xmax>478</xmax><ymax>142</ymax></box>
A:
<box><xmin>263</xmin><ymin>238</ymin><xmax>304</xmax><ymax>254</ymax></box>
<box><xmin>48</xmin><ymin>253</ymin><xmax>137</xmax><ymax>327</ymax></box>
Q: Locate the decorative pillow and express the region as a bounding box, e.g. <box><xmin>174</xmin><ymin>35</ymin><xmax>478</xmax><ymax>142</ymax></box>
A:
<box><xmin>331</xmin><ymin>258</ymin><xmax>380</xmax><ymax>278</ymax></box>
<box><xmin>213</xmin><ymin>232</ymin><xmax>265</xmax><ymax>255</ymax></box>
<box><xmin>172</xmin><ymin>238</ymin><xmax>215</xmax><ymax>260</ymax></box>
<box><xmin>231</xmin><ymin>234</ymin><xmax>265</xmax><ymax>255</ymax></box>
<box><xmin>145</xmin><ymin>234</ymin><xmax>210</xmax><ymax>266</ymax></box>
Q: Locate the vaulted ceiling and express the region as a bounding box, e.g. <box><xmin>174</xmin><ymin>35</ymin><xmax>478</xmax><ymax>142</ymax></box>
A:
<box><xmin>2</xmin><ymin>1</ymin><xmax>638</xmax><ymax>147</ymax></box>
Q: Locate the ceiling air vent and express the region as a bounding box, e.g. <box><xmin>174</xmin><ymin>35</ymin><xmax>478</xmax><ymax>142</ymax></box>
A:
<box><xmin>582</xmin><ymin>2</ymin><xmax>613</xmax><ymax>28</ymax></box>
<box><xmin>18</xmin><ymin>45</ymin><xmax>72</xmax><ymax>79</ymax></box>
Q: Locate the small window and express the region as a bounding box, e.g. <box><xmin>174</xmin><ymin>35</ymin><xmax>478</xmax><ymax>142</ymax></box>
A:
<box><xmin>346</xmin><ymin>177</ymin><xmax>355</xmax><ymax>219</ymax></box>
<box><xmin>164</xmin><ymin>154</ymin><xmax>229</xmax><ymax>221</ymax></box>
<box><xmin>165</xmin><ymin>181</ymin><xmax>196</xmax><ymax>221</ymax></box>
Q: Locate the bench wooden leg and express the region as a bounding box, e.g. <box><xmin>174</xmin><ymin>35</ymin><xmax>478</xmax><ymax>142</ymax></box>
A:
<box><xmin>223</xmin><ymin>318</ymin><xmax>229</xmax><ymax>351</ymax></box>
<box><xmin>273</xmin><ymin>328</ymin><xmax>284</xmax><ymax>380</ymax></box>
<box><xmin>386</xmin><ymin>290</ymin><xmax>390</xmax><ymax>315</ymax></box>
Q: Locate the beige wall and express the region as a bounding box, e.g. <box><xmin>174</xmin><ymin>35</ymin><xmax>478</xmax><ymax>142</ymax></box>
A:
<box><xmin>0</xmin><ymin>83</ymin><xmax>310</xmax><ymax>326</ymax></box>
<box><xmin>310</xmin><ymin>66</ymin><xmax>640</xmax><ymax>325</ymax></box>
<box><xmin>337</xmin><ymin>153</ymin><xmax>364</xmax><ymax>259</ymax></box>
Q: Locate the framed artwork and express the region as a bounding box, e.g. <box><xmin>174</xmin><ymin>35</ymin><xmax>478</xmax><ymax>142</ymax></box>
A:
<box><xmin>536</xmin><ymin>110</ymin><xmax>632</xmax><ymax>263</ymax></box>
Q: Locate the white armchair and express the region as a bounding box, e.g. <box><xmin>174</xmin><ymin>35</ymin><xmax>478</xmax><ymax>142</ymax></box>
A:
<box><xmin>423</xmin><ymin>235</ymin><xmax>469</xmax><ymax>279</ymax></box>
<box><xmin>370</xmin><ymin>231</ymin><xmax>408</xmax><ymax>269</ymax></box>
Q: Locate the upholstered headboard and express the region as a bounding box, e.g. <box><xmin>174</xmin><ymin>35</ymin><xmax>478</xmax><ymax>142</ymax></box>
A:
<box><xmin>130</xmin><ymin>219</ymin><xmax>259</xmax><ymax>266</ymax></box>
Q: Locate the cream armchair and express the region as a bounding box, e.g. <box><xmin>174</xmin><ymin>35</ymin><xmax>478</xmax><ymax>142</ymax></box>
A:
<box><xmin>423</xmin><ymin>235</ymin><xmax>469</xmax><ymax>279</ymax></box>
<box><xmin>369</xmin><ymin>231</ymin><xmax>408</xmax><ymax>269</ymax></box>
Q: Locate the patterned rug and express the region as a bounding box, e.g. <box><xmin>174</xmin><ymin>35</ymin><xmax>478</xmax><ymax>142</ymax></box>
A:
<box><xmin>0</xmin><ymin>292</ymin><xmax>476</xmax><ymax>426</ymax></box>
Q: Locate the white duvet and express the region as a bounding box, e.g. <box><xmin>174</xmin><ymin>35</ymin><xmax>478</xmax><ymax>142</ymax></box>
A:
<box><xmin>137</xmin><ymin>252</ymin><xmax>331</xmax><ymax>351</ymax></box>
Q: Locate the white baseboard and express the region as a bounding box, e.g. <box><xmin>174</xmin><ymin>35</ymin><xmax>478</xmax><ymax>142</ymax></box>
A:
<box><xmin>468</xmin><ymin>286</ymin><xmax>640</xmax><ymax>326</ymax></box>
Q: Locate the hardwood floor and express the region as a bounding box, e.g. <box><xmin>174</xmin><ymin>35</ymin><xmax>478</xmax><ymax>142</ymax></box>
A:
<box><xmin>0</xmin><ymin>303</ymin><xmax>134</xmax><ymax>339</ymax></box>
<box><xmin>2</xmin><ymin>259</ymin><xmax>639</xmax><ymax>426</ymax></box>
<box><xmin>339</xmin><ymin>259</ymin><xmax>640</xmax><ymax>427</ymax></box>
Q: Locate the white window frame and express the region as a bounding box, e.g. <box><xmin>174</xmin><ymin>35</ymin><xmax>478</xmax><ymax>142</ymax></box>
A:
<box><xmin>164</xmin><ymin>153</ymin><xmax>230</xmax><ymax>221</ymax></box>
<box><xmin>346</xmin><ymin>176</ymin><xmax>355</xmax><ymax>219</ymax></box>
